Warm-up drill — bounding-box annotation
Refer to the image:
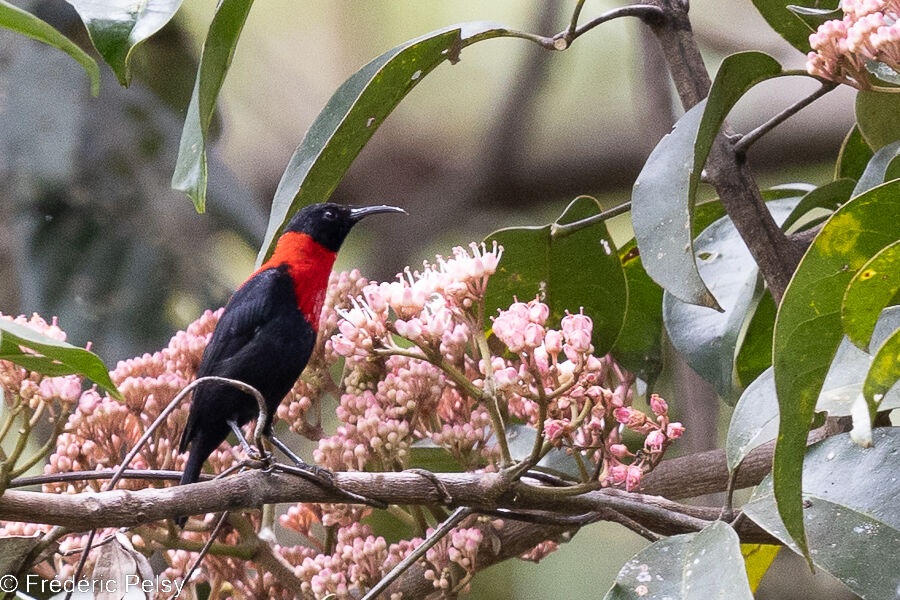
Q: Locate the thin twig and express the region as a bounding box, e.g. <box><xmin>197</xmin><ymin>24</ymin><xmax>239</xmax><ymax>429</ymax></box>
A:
<box><xmin>564</xmin><ymin>5</ymin><xmax>666</xmax><ymax>47</ymax></box>
<box><xmin>550</xmin><ymin>202</ymin><xmax>631</xmax><ymax>240</ymax></box>
<box><xmin>567</xmin><ymin>0</ymin><xmax>587</xmax><ymax>37</ymax></box>
<box><xmin>177</xmin><ymin>511</ymin><xmax>230</xmax><ymax>598</ymax></box>
<box><xmin>361</xmin><ymin>507</ymin><xmax>474</xmax><ymax>600</ymax></box>
<box><xmin>734</xmin><ymin>82</ymin><xmax>838</xmax><ymax>155</ymax></box>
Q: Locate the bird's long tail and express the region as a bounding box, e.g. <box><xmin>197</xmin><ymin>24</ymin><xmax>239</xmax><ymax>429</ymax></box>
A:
<box><xmin>176</xmin><ymin>429</ymin><xmax>223</xmax><ymax>527</ymax></box>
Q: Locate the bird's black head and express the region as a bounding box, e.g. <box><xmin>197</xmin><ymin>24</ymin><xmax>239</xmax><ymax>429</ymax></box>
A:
<box><xmin>284</xmin><ymin>202</ymin><xmax>407</xmax><ymax>252</ymax></box>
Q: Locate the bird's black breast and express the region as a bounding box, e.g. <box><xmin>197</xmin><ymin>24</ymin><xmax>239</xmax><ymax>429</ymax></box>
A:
<box><xmin>180</xmin><ymin>265</ymin><xmax>317</xmax><ymax>450</ymax></box>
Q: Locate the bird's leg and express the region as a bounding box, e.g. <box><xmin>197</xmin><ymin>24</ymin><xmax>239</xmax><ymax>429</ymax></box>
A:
<box><xmin>267</xmin><ymin>434</ymin><xmax>333</xmax><ymax>481</ymax></box>
<box><xmin>227</xmin><ymin>419</ymin><xmax>267</xmax><ymax>462</ymax></box>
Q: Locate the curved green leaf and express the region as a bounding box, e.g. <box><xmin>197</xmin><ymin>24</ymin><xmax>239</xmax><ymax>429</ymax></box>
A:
<box><xmin>786</xmin><ymin>5</ymin><xmax>842</xmax><ymax>29</ymax></box>
<box><xmin>257</xmin><ymin>22</ymin><xmax>514</xmax><ymax>265</ymax></box>
<box><xmin>67</xmin><ymin>0</ymin><xmax>184</xmax><ymax>86</ymax></box>
<box><xmin>0</xmin><ymin>320</ymin><xmax>121</xmax><ymax>399</ymax></box>
<box><xmin>744</xmin><ymin>428</ymin><xmax>900</xmax><ymax>600</ymax></box>
<box><xmin>604</xmin><ymin>521</ymin><xmax>753</xmax><ymax>600</ymax></box>
<box><xmin>856</xmin><ymin>90</ymin><xmax>900</xmax><ymax>151</ymax></box>
<box><xmin>780</xmin><ymin>179</ymin><xmax>855</xmax><ymax>232</ymax></box>
<box><xmin>172</xmin><ymin>0</ymin><xmax>254</xmax><ymax>213</ymax></box>
<box><xmin>726</xmin><ymin>367</ymin><xmax>779</xmax><ymax>474</ymax></box>
<box><xmin>853</xmin><ymin>139</ymin><xmax>900</xmax><ymax>197</ymax></box>
<box><xmin>772</xmin><ymin>179</ymin><xmax>900</xmax><ymax>559</ymax></box>
<box><xmin>835</xmin><ymin>124</ymin><xmax>873</xmax><ymax>181</ymax></box>
<box><xmin>633</xmin><ymin>52</ymin><xmax>782</xmax><ymax>309</ymax></box>
<box><xmin>863</xmin><ymin>327</ymin><xmax>900</xmax><ymax>408</ymax></box>
<box><xmin>0</xmin><ymin>0</ymin><xmax>99</xmax><ymax>96</ymax></box>
<box><xmin>664</xmin><ymin>198</ymin><xmax>799</xmax><ymax>400</ymax></box>
<box><xmin>751</xmin><ymin>0</ymin><xmax>822</xmax><ymax>53</ymax></box>
<box><xmin>694</xmin><ymin>183</ymin><xmax>813</xmax><ymax>237</ymax></box>
<box><xmin>610</xmin><ymin>241</ymin><xmax>663</xmax><ymax>385</ymax></box>
<box><xmin>843</xmin><ymin>240</ymin><xmax>900</xmax><ymax>350</ymax></box>
<box><xmin>485</xmin><ymin>197</ymin><xmax>627</xmax><ymax>355</ymax></box>
<box><xmin>735</xmin><ymin>292</ymin><xmax>776</xmax><ymax>388</ymax></box>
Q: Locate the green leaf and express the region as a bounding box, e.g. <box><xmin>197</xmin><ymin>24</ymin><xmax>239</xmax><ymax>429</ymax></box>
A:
<box><xmin>0</xmin><ymin>320</ymin><xmax>121</xmax><ymax>399</ymax></box>
<box><xmin>752</xmin><ymin>0</ymin><xmax>829</xmax><ymax>53</ymax></box>
<box><xmin>817</xmin><ymin>307</ymin><xmax>900</xmax><ymax>415</ymax></box>
<box><xmin>856</xmin><ymin>90</ymin><xmax>900</xmax><ymax>151</ymax></box>
<box><xmin>172</xmin><ymin>0</ymin><xmax>254</xmax><ymax>213</ymax></box>
<box><xmin>735</xmin><ymin>293</ymin><xmax>776</xmax><ymax>388</ymax></box>
<box><xmin>780</xmin><ymin>179</ymin><xmax>856</xmax><ymax>233</ymax></box>
<box><xmin>785</xmin><ymin>5</ymin><xmax>842</xmax><ymax>29</ymax></box>
<box><xmin>772</xmin><ymin>179</ymin><xmax>900</xmax><ymax>559</ymax></box>
<box><xmin>664</xmin><ymin>198</ymin><xmax>799</xmax><ymax>400</ymax></box>
<box><xmin>633</xmin><ymin>52</ymin><xmax>783</xmax><ymax>309</ymax></box>
<box><xmin>485</xmin><ymin>197</ymin><xmax>627</xmax><ymax>355</ymax></box>
<box><xmin>741</xmin><ymin>544</ymin><xmax>780</xmax><ymax>594</ymax></box>
<box><xmin>408</xmin><ymin>439</ymin><xmax>466</xmax><ymax>473</ymax></box>
<box><xmin>863</xmin><ymin>327</ymin><xmax>900</xmax><ymax>409</ymax></box>
<box><xmin>835</xmin><ymin>124</ymin><xmax>874</xmax><ymax>181</ymax></box>
<box><xmin>504</xmin><ymin>424</ymin><xmax>585</xmax><ymax>480</ymax></box>
<box><xmin>604</xmin><ymin>521</ymin><xmax>753</xmax><ymax>600</ymax></box>
<box><xmin>67</xmin><ymin>0</ymin><xmax>184</xmax><ymax>86</ymax></box>
<box><xmin>744</xmin><ymin>428</ymin><xmax>900</xmax><ymax>600</ymax></box>
<box><xmin>694</xmin><ymin>184</ymin><xmax>813</xmax><ymax>237</ymax></box>
<box><xmin>843</xmin><ymin>240</ymin><xmax>900</xmax><ymax>350</ymax></box>
<box><xmin>0</xmin><ymin>0</ymin><xmax>100</xmax><ymax>96</ymax></box>
<box><xmin>610</xmin><ymin>241</ymin><xmax>663</xmax><ymax>385</ymax></box>
<box><xmin>865</xmin><ymin>59</ymin><xmax>900</xmax><ymax>86</ymax></box>
<box><xmin>853</xmin><ymin>139</ymin><xmax>900</xmax><ymax>197</ymax></box>
<box><xmin>257</xmin><ymin>22</ymin><xmax>513</xmax><ymax>264</ymax></box>
<box><xmin>726</xmin><ymin>368</ymin><xmax>779</xmax><ymax>474</ymax></box>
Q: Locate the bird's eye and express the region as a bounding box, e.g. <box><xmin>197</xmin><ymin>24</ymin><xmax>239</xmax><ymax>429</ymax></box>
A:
<box><xmin>323</xmin><ymin>209</ymin><xmax>337</xmax><ymax>221</ymax></box>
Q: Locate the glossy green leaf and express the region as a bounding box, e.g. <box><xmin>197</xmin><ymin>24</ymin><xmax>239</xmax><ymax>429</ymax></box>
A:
<box><xmin>505</xmin><ymin>424</ymin><xmax>584</xmax><ymax>480</ymax></box>
<box><xmin>835</xmin><ymin>124</ymin><xmax>874</xmax><ymax>181</ymax></box>
<box><xmin>664</xmin><ymin>198</ymin><xmax>799</xmax><ymax>400</ymax></box>
<box><xmin>856</xmin><ymin>90</ymin><xmax>900</xmax><ymax>151</ymax></box>
<box><xmin>780</xmin><ymin>179</ymin><xmax>856</xmax><ymax>232</ymax></box>
<box><xmin>633</xmin><ymin>52</ymin><xmax>782</xmax><ymax>309</ymax></box>
<box><xmin>735</xmin><ymin>292</ymin><xmax>776</xmax><ymax>388</ymax></box>
<box><xmin>741</xmin><ymin>544</ymin><xmax>780</xmax><ymax>593</ymax></box>
<box><xmin>172</xmin><ymin>0</ymin><xmax>254</xmax><ymax>213</ymax></box>
<box><xmin>843</xmin><ymin>240</ymin><xmax>900</xmax><ymax>350</ymax></box>
<box><xmin>817</xmin><ymin>307</ymin><xmax>900</xmax><ymax>415</ymax></box>
<box><xmin>863</xmin><ymin>327</ymin><xmax>900</xmax><ymax>408</ymax></box>
<box><xmin>485</xmin><ymin>197</ymin><xmax>627</xmax><ymax>355</ymax></box>
<box><xmin>0</xmin><ymin>320</ymin><xmax>121</xmax><ymax>399</ymax></box>
<box><xmin>853</xmin><ymin>139</ymin><xmax>900</xmax><ymax>197</ymax></box>
<box><xmin>408</xmin><ymin>439</ymin><xmax>466</xmax><ymax>473</ymax></box>
<box><xmin>785</xmin><ymin>5</ymin><xmax>842</xmax><ymax>29</ymax></box>
<box><xmin>866</xmin><ymin>60</ymin><xmax>900</xmax><ymax>85</ymax></box>
<box><xmin>726</xmin><ymin>367</ymin><xmax>779</xmax><ymax>474</ymax></box>
<box><xmin>257</xmin><ymin>22</ymin><xmax>514</xmax><ymax>264</ymax></box>
<box><xmin>772</xmin><ymin>179</ymin><xmax>900</xmax><ymax>559</ymax></box>
<box><xmin>604</xmin><ymin>521</ymin><xmax>753</xmax><ymax>600</ymax></box>
<box><xmin>67</xmin><ymin>0</ymin><xmax>183</xmax><ymax>86</ymax></box>
<box><xmin>744</xmin><ymin>428</ymin><xmax>900</xmax><ymax>600</ymax></box>
<box><xmin>610</xmin><ymin>241</ymin><xmax>663</xmax><ymax>385</ymax></box>
<box><xmin>0</xmin><ymin>0</ymin><xmax>99</xmax><ymax>96</ymax></box>
<box><xmin>751</xmin><ymin>0</ymin><xmax>825</xmax><ymax>53</ymax></box>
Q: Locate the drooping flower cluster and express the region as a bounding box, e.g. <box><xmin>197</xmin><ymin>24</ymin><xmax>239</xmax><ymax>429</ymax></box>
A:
<box><xmin>806</xmin><ymin>0</ymin><xmax>900</xmax><ymax>88</ymax></box>
<box><xmin>0</xmin><ymin>242</ymin><xmax>681</xmax><ymax>599</ymax></box>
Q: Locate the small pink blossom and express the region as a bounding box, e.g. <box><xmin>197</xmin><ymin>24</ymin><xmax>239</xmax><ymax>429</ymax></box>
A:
<box><xmin>667</xmin><ymin>422</ymin><xmax>685</xmax><ymax>439</ymax></box>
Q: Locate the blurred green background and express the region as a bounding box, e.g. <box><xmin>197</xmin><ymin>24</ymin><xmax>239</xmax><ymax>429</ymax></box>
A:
<box><xmin>0</xmin><ymin>1</ymin><xmax>860</xmax><ymax>597</ymax></box>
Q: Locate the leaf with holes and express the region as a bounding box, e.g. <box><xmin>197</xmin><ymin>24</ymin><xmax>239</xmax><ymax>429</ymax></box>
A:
<box><xmin>172</xmin><ymin>0</ymin><xmax>253</xmax><ymax>213</ymax></box>
<box><xmin>604</xmin><ymin>521</ymin><xmax>753</xmax><ymax>600</ymax></box>
<box><xmin>772</xmin><ymin>179</ymin><xmax>900</xmax><ymax>559</ymax></box>
<box><xmin>67</xmin><ymin>0</ymin><xmax>184</xmax><ymax>86</ymax></box>
<box><xmin>843</xmin><ymin>240</ymin><xmax>900</xmax><ymax>350</ymax></box>
<box><xmin>744</xmin><ymin>428</ymin><xmax>900</xmax><ymax>600</ymax></box>
<box><xmin>485</xmin><ymin>196</ymin><xmax>627</xmax><ymax>355</ymax></box>
<box><xmin>0</xmin><ymin>0</ymin><xmax>99</xmax><ymax>95</ymax></box>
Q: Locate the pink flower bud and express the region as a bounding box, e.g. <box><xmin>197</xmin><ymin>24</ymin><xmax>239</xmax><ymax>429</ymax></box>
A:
<box><xmin>524</xmin><ymin>322</ymin><xmax>544</xmax><ymax>348</ymax></box>
<box><xmin>544</xmin><ymin>329</ymin><xmax>562</xmax><ymax>354</ymax></box>
<box><xmin>609</xmin><ymin>443</ymin><xmax>629</xmax><ymax>458</ymax></box>
<box><xmin>527</xmin><ymin>301</ymin><xmax>550</xmax><ymax>324</ymax></box>
<box><xmin>609</xmin><ymin>464</ymin><xmax>627</xmax><ymax>484</ymax></box>
<box><xmin>666</xmin><ymin>422</ymin><xmax>685</xmax><ymax>439</ymax></box>
<box><xmin>650</xmin><ymin>394</ymin><xmax>668</xmax><ymax>416</ymax></box>
<box><xmin>645</xmin><ymin>429</ymin><xmax>665</xmax><ymax>451</ymax></box>
<box><xmin>566</xmin><ymin>329</ymin><xmax>592</xmax><ymax>353</ymax></box>
<box><xmin>625</xmin><ymin>464</ymin><xmax>642</xmax><ymax>491</ymax></box>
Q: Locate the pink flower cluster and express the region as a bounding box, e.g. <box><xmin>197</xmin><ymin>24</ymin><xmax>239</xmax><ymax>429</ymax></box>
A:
<box><xmin>807</xmin><ymin>0</ymin><xmax>900</xmax><ymax>88</ymax></box>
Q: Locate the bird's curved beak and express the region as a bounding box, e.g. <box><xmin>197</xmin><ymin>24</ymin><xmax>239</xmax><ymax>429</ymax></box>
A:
<box><xmin>349</xmin><ymin>205</ymin><xmax>407</xmax><ymax>221</ymax></box>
